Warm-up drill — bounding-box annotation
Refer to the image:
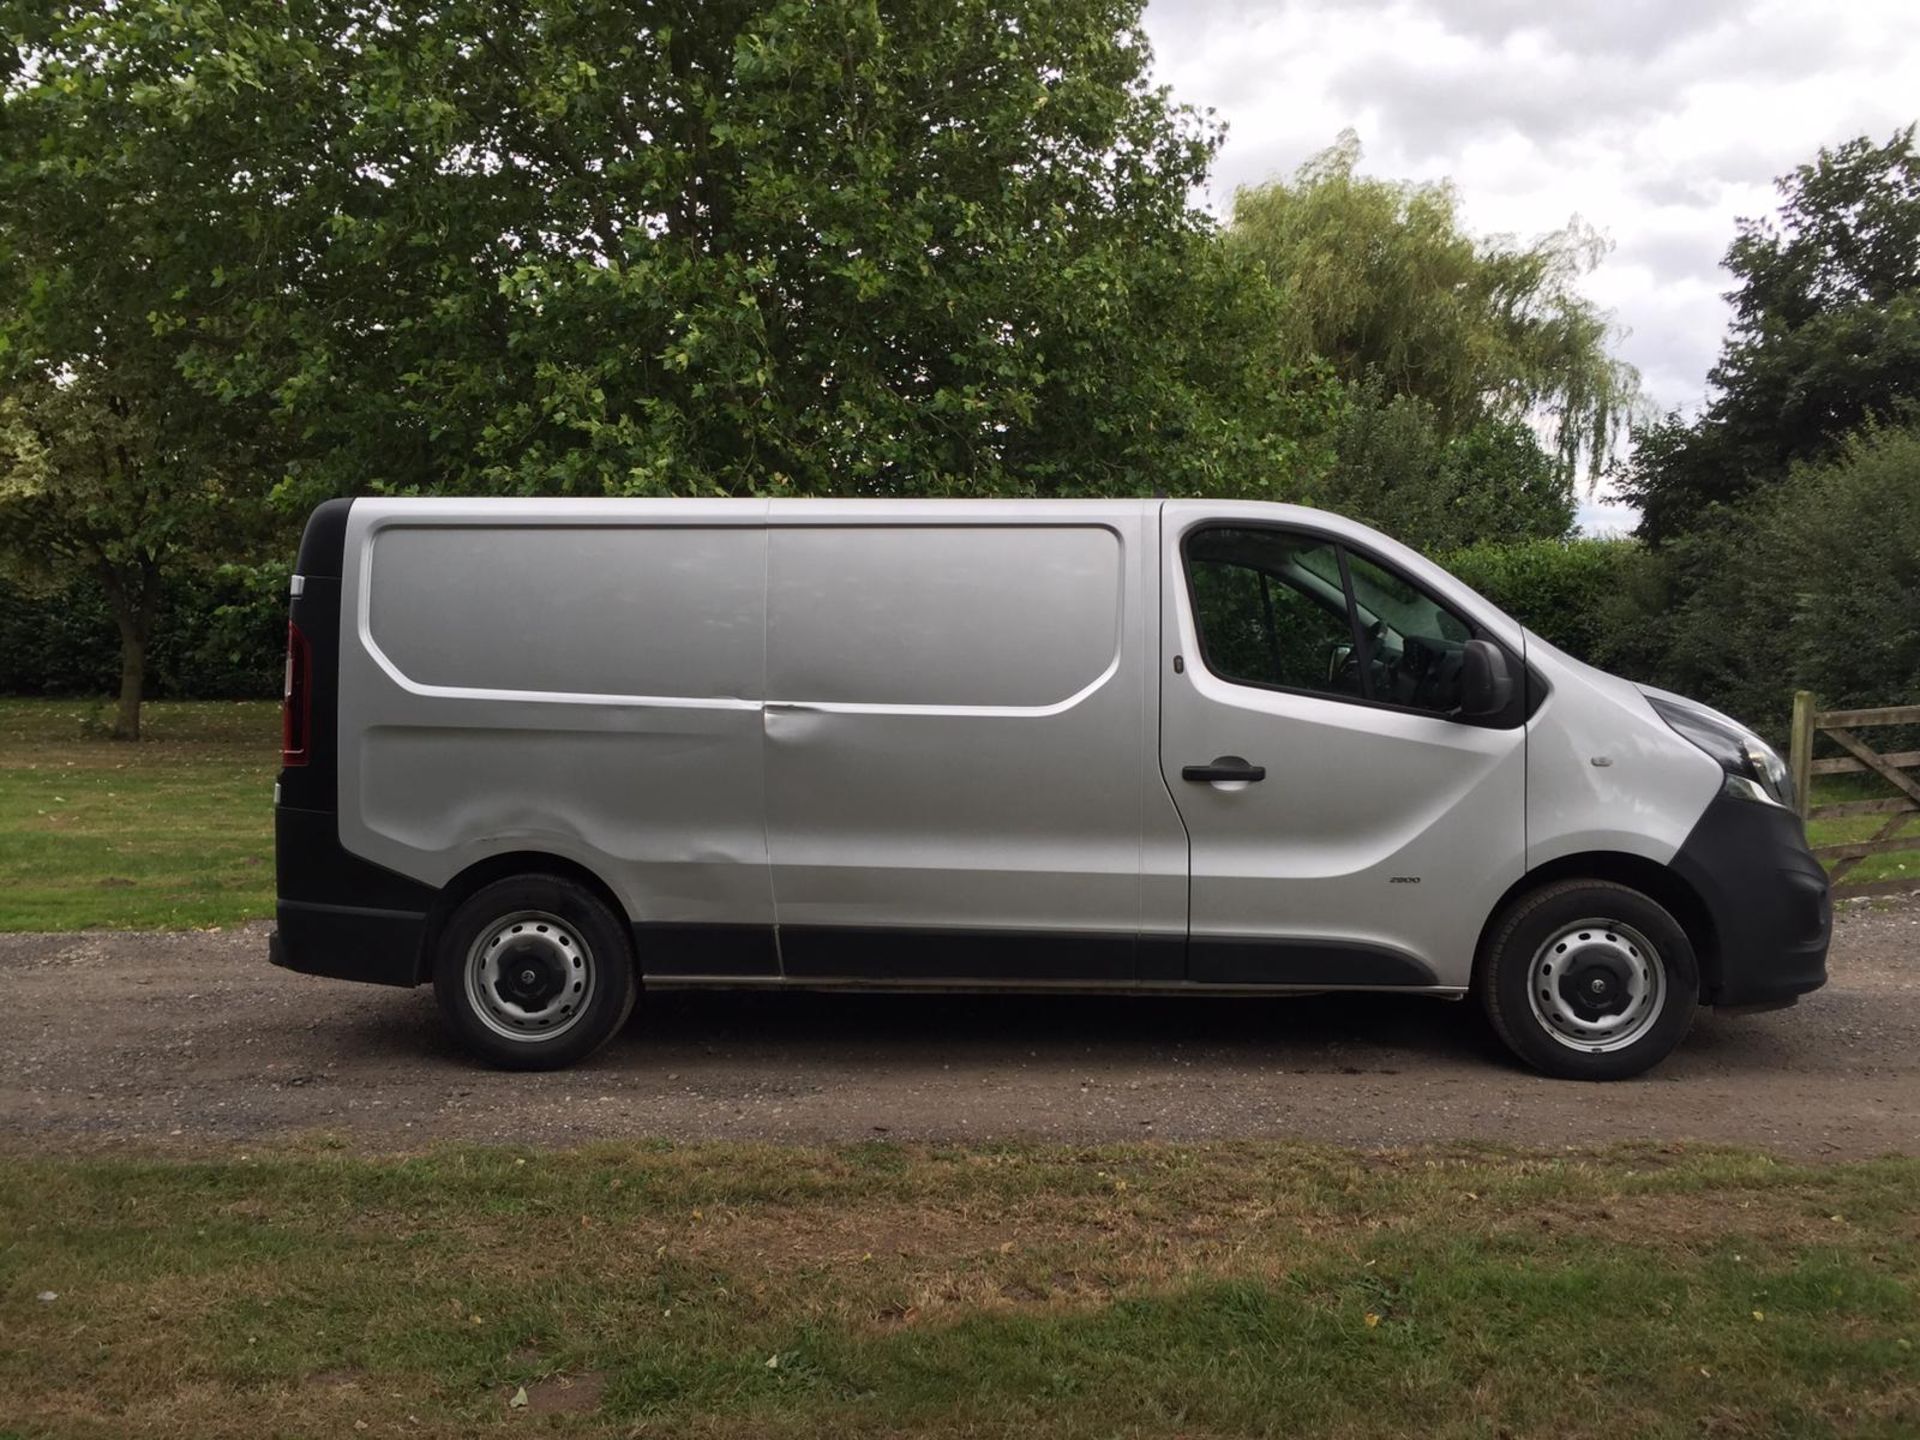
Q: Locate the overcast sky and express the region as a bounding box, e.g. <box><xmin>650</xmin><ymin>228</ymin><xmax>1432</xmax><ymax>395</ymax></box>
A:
<box><xmin>1140</xmin><ymin>0</ymin><xmax>1920</xmax><ymax>531</ymax></box>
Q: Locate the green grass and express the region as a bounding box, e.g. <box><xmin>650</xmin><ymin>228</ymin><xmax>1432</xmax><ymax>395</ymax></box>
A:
<box><xmin>0</xmin><ymin>1141</ymin><xmax>1915</xmax><ymax>1438</ymax></box>
<box><xmin>0</xmin><ymin>695</ymin><xmax>1912</xmax><ymax>932</ymax></box>
<box><xmin>0</xmin><ymin>698</ymin><xmax>277</xmax><ymax>930</ymax></box>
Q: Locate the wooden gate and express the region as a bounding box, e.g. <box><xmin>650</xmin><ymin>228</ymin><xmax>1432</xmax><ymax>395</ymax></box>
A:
<box><xmin>1789</xmin><ymin>693</ymin><xmax>1920</xmax><ymax>899</ymax></box>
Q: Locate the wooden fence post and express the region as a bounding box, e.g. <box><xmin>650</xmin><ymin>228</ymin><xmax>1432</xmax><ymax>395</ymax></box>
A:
<box><xmin>1789</xmin><ymin>690</ymin><xmax>1814</xmax><ymax>822</ymax></box>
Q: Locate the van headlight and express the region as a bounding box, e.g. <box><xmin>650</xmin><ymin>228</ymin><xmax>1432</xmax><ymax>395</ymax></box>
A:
<box><xmin>1645</xmin><ymin>694</ymin><xmax>1793</xmax><ymax>810</ymax></box>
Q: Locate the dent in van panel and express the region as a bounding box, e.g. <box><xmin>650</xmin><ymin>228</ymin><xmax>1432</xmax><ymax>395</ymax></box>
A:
<box><xmin>365</xmin><ymin>525</ymin><xmax>765</xmax><ymax>701</ymax></box>
<box><xmin>766</xmin><ymin>525</ymin><xmax>1122</xmax><ymax>709</ymax></box>
<box><xmin>355</xmin><ymin>722</ymin><xmax>774</xmax><ymax>924</ymax></box>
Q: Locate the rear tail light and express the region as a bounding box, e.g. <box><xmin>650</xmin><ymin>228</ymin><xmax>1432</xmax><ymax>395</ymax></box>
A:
<box><xmin>282</xmin><ymin>620</ymin><xmax>312</xmax><ymax>767</ymax></box>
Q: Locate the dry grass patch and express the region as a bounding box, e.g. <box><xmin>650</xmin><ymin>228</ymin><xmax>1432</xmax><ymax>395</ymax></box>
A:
<box><xmin>1</xmin><ymin>1140</ymin><xmax>1917</xmax><ymax>1438</ymax></box>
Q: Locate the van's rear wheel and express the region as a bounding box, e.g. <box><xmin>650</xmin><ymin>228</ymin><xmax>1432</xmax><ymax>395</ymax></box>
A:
<box><xmin>1480</xmin><ymin>879</ymin><xmax>1697</xmax><ymax>1080</ymax></box>
<box><xmin>432</xmin><ymin>875</ymin><xmax>637</xmax><ymax>1070</ymax></box>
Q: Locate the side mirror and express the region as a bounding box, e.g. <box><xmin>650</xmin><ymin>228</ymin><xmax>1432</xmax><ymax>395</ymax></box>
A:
<box><xmin>1460</xmin><ymin>639</ymin><xmax>1515</xmax><ymax>718</ymax></box>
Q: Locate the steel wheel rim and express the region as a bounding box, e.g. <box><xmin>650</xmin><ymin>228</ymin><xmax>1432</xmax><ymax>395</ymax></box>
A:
<box><xmin>464</xmin><ymin>910</ymin><xmax>594</xmax><ymax>1043</ymax></box>
<box><xmin>1525</xmin><ymin>918</ymin><xmax>1667</xmax><ymax>1054</ymax></box>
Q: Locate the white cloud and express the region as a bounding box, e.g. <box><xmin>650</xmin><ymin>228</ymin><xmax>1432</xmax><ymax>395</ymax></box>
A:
<box><xmin>1575</xmin><ymin>498</ymin><xmax>1639</xmax><ymax>538</ymax></box>
<box><xmin>1143</xmin><ymin>0</ymin><xmax>1920</xmax><ymax>418</ymax></box>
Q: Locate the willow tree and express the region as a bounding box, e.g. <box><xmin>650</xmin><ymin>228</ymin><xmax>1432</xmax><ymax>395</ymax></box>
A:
<box><xmin>1230</xmin><ymin>133</ymin><xmax>1639</xmax><ymax>484</ymax></box>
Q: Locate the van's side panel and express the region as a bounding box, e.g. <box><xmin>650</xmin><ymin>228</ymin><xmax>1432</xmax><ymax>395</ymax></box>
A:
<box><xmin>760</xmin><ymin>500</ymin><xmax>1178</xmax><ymax>978</ymax></box>
<box><xmin>335</xmin><ymin>499</ymin><xmax>777</xmax><ymax>958</ymax></box>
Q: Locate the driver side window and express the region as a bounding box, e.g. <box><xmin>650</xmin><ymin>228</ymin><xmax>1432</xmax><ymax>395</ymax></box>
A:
<box><xmin>1184</xmin><ymin>525</ymin><xmax>1478</xmax><ymax>714</ymax></box>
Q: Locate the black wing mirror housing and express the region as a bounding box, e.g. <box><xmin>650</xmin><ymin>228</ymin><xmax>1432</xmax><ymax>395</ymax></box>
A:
<box><xmin>1460</xmin><ymin>639</ymin><xmax>1515</xmax><ymax>718</ymax></box>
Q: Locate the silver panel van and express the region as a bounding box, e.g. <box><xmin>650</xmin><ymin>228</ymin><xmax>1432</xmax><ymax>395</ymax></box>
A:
<box><xmin>270</xmin><ymin>498</ymin><xmax>1830</xmax><ymax>1079</ymax></box>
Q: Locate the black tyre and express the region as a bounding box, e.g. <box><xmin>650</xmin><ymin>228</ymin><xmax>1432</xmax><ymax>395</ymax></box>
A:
<box><xmin>1479</xmin><ymin>879</ymin><xmax>1698</xmax><ymax>1080</ymax></box>
<box><xmin>431</xmin><ymin>874</ymin><xmax>637</xmax><ymax>1070</ymax></box>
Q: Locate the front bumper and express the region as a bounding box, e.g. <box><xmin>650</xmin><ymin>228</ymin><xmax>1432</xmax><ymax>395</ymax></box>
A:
<box><xmin>1670</xmin><ymin>788</ymin><xmax>1831</xmax><ymax>1007</ymax></box>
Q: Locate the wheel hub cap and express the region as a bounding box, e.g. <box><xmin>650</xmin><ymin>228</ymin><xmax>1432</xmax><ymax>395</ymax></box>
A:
<box><xmin>1560</xmin><ymin>951</ymin><xmax>1635</xmax><ymax>1023</ymax></box>
<box><xmin>464</xmin><ymin>912</ymin><xmax>594</xmax><ymax>1043</ymax></box>
<box><xmin>494</xmin><ymin>941</ymin><xmax>566</xmax><ymax>1011</ymax></box>
<box><xmin>1525</xmin><ymin>919</ymin><xmax>1667</xmax><ymax>1054</ymax></box>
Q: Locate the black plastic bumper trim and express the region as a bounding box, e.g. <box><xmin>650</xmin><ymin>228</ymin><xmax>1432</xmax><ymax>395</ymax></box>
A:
<box><xmin>282</xmin><ymin>898</ymin><xmax>431</xmax><ymax>922</ymax></box>
<box><xmin>272</xmin><ymin>802</ymin><xmax>439</xmax><ymax>987</ymax></box>
<box><xmin>270</xmin><ymin>899</ymin><xmax>426</xmax><ymax>988</ymax></box>
<box><xmin>1670</xmin><ymin>790</ymin><xmax>1831</xmax><ymax>1006</ymax></box>
<box><xmin>275</xmin><ymin>805</ymin><xmax>440</xmax><ymax>913</ymax></box>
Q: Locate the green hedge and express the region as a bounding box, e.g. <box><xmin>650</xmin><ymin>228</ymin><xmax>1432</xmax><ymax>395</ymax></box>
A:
<box><xmin>1441</xmin><ymin>537</ymin><xmax>1643</xmax><ymax>667</ymax></box>
<box><xmin>0</xmin><ymin>571</ymin><xmax>286</xmax><ymax>700</ymax></box>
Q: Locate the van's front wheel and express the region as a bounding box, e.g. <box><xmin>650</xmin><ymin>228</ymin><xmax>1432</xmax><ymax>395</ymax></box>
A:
<box><xmin>432</xmin><ymin>875</ymin><xmax>637</xmax><ymax>1070</ymax></box>
<box><xmin>1480</xmin><ymin>880</ymin><xmax>1697</xmax><ymax>1080</ymax></box>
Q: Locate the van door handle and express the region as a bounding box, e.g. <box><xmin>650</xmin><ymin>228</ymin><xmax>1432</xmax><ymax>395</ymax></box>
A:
<box><xmin>1182</xmin><ymin>757</ymin><xmax>1266</xmax><ymax>783</ymax></box>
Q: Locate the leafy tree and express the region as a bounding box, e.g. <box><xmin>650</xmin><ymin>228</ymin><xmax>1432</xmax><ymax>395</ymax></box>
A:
<box><xmin>0</xmin><ymin>374</ymin><xmax>286</xmax><ymax>737</ymax></box>
<box><xmin>1765</xmin><ymin>424</ymin><xmax>1920</xmax><ymax>712</ymax></box>
<box><xmin>0</xmin><ymin>1</ymin><xmax>330</xmax><ymax>735</ymax></box>
<box><xmin>239</xmin><ymin>0</ymin><xmax>1334</xmax><ymax>506</ymax></box>
<box><xmin>1442</xmin><ymin>536</ymin><xmax>1642</xmax><ymax>665</ymax></box>
<box><xmin>4</xmin><ymin>0</ymin><xmax>1348</xmax><ymax>728</ymax></box>
<box><xmin>0</xmin><ymin>380</ymin><xmax>255</xmax><ymax>738</ymax></box>
<box><xmin>1229</xmin><ymin>133</ymin><xmax>1638</xmax><ymax>483</ymax></box>
<box><xmin>1621</xmin><ymin>127</ymin><xmax>1920</xmax><ymax>543</ymax></box>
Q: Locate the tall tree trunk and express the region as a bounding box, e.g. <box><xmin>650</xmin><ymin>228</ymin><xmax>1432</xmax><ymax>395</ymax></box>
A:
<box><xmin>112</xmin><ymin>617</ymin><xmax>146</xmax><ymax>741</ymax></box>
<box><xmin>96</xmin><ymin>554</ymin><xmax>160</xmax><ymax>742</ymax></box>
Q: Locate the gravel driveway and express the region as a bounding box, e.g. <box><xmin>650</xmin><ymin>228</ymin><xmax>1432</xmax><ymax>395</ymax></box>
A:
<box><xmin>3</xmin><ymin>900</ymin><xmax>1916</xmax><ymax>1158</ymax></box>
